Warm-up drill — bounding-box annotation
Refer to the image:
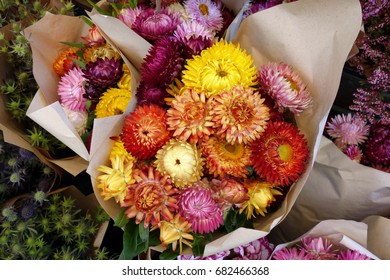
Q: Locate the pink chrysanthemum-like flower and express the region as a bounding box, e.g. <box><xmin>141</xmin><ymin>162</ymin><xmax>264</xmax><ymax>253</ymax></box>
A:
<box><xmin>272</xmin><ymin>247</ymin><xmax>314</xmax><ymax>260</ymax></box>
<box><xmin>210</xmin><ymin>85</ymin><xmax>270</xmax><ymax>144</ymax></box>
<box><xmin>201</xmin><ymin>136</ymin><xmax>252</xmax><ymax>178</ymax></box>
<box><xmin>167</xmin><ymin>88</ymin><xmax>214</xmax><ymax>145</ymax></box>
<box><xmin>132</xmin><ymin>7</ymin><xmax>182</xmax><ymax>43</ymax></box>
<box><xmin>258</xmin><ymin>62</ymin><xmax>312</xmax><ymax>115</ymax></box>
<box><xmin>338</xmin><ymin>250</ymin><xmax>373</xmax><ymax>260</ymax></box>
<box><xmin>174</xmin><ymin>20</ymin><xmax>213</xmax><ymax>57</ymax></box>
<box><xmin>184</xmin><ymin>0</ymin><xmax>223</xmax><ymax>33</ymax></box>
<box><xmin>117</xmin><ymin>7</ymin><xmax>143</xmax><ymax>29</ymax></box>
<box><xmin>344</xmin><ymin>145</ymin><xmax>363</xmax><ymax>163</ymax></box>
<box><xmin>57</xmin><ymin>67</ymin><xmax>87</xmax><ymax>112</ymax></box>
<box><xmin>301</xmin><ymin>237</ymin><xmax>338</xmax><ymax>260</ymax></box>
<box><xmin>140</xmin><ymin>36</ymin><xmax>184</xmax><ymax>87</ymax></box>
<box><xmin>177</xmin><ymin>181</ymin><xmax>223</xmax><ymax>234</ymax></box>
<box><xmin>122</xmin><ymin>166</ymin><xmax>178</xmax><ymax>228</ymax></box>
<box><xmin>233</xmin><ymin>237</ymin><xmax>275</xmax><ymax>260</ymax></box>
<box><xmin>326</xmin><ymin>113</ymin><xmax>370</xmax><ymax>145</ymax></box>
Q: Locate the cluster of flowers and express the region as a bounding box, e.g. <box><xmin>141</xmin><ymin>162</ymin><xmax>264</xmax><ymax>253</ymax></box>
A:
<box><xmin>242</xmin><ymin>0</ymin><xmax>297</xmax><ymax>19</ymax></box>
<box><xmin>178</xmin><ymin>237</ymin><xmax>274</xmax><ymax>260</ymax></box>
<box><xmin>0</xmin><ymin>0</ymin><xmax>75</xmax><ymax>157</ymax></box>
<box><xmin>53</xmin><ymin>22</ymin><xmax>132</xmax><ymax>147</ymax></box>
<box><xmin>272</xmin><ymin>236</ymin><xmax>373</xmax><ymax>260</ymax></box>
<box><xmin>96</xmin><ymin>1</ymin><xmax>312</xmax><ymax>256</ymax></box>
<box><xmin>0</xmin><ymin>132</ymin><xmax>111</xmax><ymax>259</ymax></box>
<box><xmin>325</xmin><ymin>0</ymin><xmax>389</xmax><ymax>173</ymax></box>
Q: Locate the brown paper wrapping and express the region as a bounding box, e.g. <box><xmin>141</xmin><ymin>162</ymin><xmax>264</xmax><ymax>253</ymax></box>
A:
<box><xmin>268</xmin><ymin>136</ymin><xmax>390</xmax><ymax>248</ymax></box>
<box><xmin>87</xmin><ymin>0</ymin><xmax>362</xmax><ymax>256</ymax></box>
<box><xmin>363</xmin><ymin>216</ymin><xmax>390</xmax><ymax>260</ymax></box>
<box><xmin>22</xmin><ymin>12</ymin><xmax>140</xmax><ymax>175</ymax></box>
<box><xmin>270</xmin><ymin>219</ymin><xmax>380</xmax><ymax>260</ymax></box>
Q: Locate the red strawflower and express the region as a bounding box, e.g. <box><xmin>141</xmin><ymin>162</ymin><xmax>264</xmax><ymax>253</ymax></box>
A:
<box><xmin>250</xmin><ymin>121</ymin><xmax>309</xmax><ymax>187</ymax></box>
<box><xmin>121</xmin><ymin>104</ymin><xmax>172</xmax><ymax>160</ymax></box>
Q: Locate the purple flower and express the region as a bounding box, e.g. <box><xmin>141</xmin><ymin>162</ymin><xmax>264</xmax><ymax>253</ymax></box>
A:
<box><xmin>233</xmin><ymin>237</ymin><xmax>274</xmax><ymax>260</ymax></box>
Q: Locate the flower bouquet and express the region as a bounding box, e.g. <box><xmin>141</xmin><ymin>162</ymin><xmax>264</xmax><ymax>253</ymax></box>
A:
<box><xmin>86</xmin><ymin>0</ymin><xmax>362</xmax><ymax>258</ymax></box>
<box><xmin>22</xmin><ymin>11</ymin><xmax>140</xmax><ymax>175</ymax></box>
<box><xmin>0</xmin><ymin>0</ymin><xmax>76</xmax><ymax>175</ymax></box>
<box><xmin>270</xmin><ymin>219</ymin><xmax>379</xmax><ymax>260</ymax></box>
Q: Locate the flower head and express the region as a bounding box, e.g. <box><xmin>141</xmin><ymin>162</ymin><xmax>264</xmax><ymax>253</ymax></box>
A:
<box><xmin>272</xmin><ymin>247</ymin><xmax>314</xmax><ymax>260</ymax></box>
<box><xmin>338</xmin><ymin>250</ymin><xmax>373</xmax><ymax>260</ymax></box>
<box><xmin>97</xmin><ymin>155</ymin><xmax>136</xmax><ymax>204</ymax></box>
<box><xmin>140</xmin><ymin>36</ymin><xmax>185</xmax><ymax>87</ymax></box>
<box><xmin>82</xmin><ymin>43</ymin><xmax>122</xmax><ymax>64</ymax></box>
<box><xmin>122</xmin><ymin>166</ymin><xmax>178</xmax><ymax>228</ymax></box>
<box><xmin>136</xmin><ymin>82</ymin><xmax>169</xmax><ymax>108</ymax></box>
<box><xmin>363</xmin><ymin>121</ymin><xmax>390</xmax><ymax>168</ymax></box>
<box><xmin>211</xmin><ymin>177</ymin><xmax>249</xmax><ymax>211</ymax></box>
<box><xmin>184</xmin><ymin>0</ymin><xmax>223</xmax><ymax>33</ymax></box>
<box><xmin>95</xmin><ymin>88</ymin><xmax>131</xmax><ymax>118</ymax></box>
<box><xmin>61</xmin><ymin>105</ymin><xmax>88</xmax><ymax>135</ymax></box>
<box><xmin>258</xmin><ymin>62</ymin><xmax>312</xmax><ymax>115</ymax></box>
<box><xmin>250</xmin><ymin>121</ymin><xmax>309</xmax><ymax>187</ymax></box>
<box><xmin>81</xmin><ymin>25</ymin><xmax>105</xmax><ymax>47</ymax></box>
<box><xmin>132</xmin><ymin>7</ymin><xmax>182</xmax><ymax>43</ymax></box>
<box><xmin>182</xmin><ymin>40</ymin><xmax>258</xmax><ymax>97</ymax></box>
<box><xmin>201</xmin><ymin>136</ymin><xmax>251</xmax><ymax>178</ymax></box>
<box><xmin>121</xmin><ymin>104</ymin><xmax>171</xmax><ymax>160</ymax></box>
<box><xmin>83</xmin><ymin>57</ymin><xmax>123</xmax><ymax>89</ymax></box>
<box><xmin>326</xmin><ymin>113</ymin><xmax>370</xmax><ymax>145</ymax></box>
<box><xmin>53</xmin><ymin>47</ymin><xmax>80</xmax><ymax>76</ymax></box>
<box><xmin>109</xmin><ymin>136</ymin><xmax>135</xmax><ymax>164</ymax></box>
<box><xmin>159</xmin><ymin>213</ymin><xmax>194</xmax><ymax>254</ymax></box>
<box><xmin>344</xmin><ymin>145</ymin><xmax>363</xmax><ymax>163</ymax></box>
<box><xmin>177</xmin><ymin>181</ymin><xmax>223</xmax><ymax>234</ymax></box>
<box><xmin>117</xmin><ymin>7</ymin><xmax>143</xmax><ymax>29</ymax></box>
<box><xmin>301</xmin><ymin>237</ymin><xmax>338</xmax><ymax>260</ymax></box>
<box><xmin>57</xmin><ymin>67</ymin><xmax>87</xmax><ymax>112</ymax></box>
<box><xmin>154</xmin><ymin>139</ymin><xmax>204</xmax><ymax>188</ymax></box>
<box><xmin>167</xmin><ymin>88</ymin><xmax>214</xmax><ymax>145</ymax></box>
<box><xmin>210</xmin><ymin>85</ymin><xmax>270</xmax><ymax>144</ymax></box>
<box><xmin>239</xmin><ymin>179</ymin><xmax>282</xmax><ymax>219</ymax></box>
<box><xmin>233</xmin><ymin>237</ymin><xmax>274</xmax><ymax>260</ymax></box>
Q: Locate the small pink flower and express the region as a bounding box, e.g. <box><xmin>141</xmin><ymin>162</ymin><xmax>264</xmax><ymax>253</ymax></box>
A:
<box><xmin>57</xmin><ymin>67</ymin><xmax>87</xmax><ymax>112</ymax></box>
<box><xmin>344</xmin><ymin>145</ymin><xmax>363</xmax><ymax>163</ymax></box>
<box><xmin>326</xmin><ymin>113</ymin><xmax>370</xmax><ymax>145</ymax></box>
<box><xmin>338</xmin><ymin>249</ymin><xmax>373</xmax><ymax>260</ymax></box>
<box><xmin>177</xmin><ymin>181</ymin><xmax>223</xmax><ymax>234</ymax></box>
<box><xmin>184</xmin><ymin>0</ymin><xmax>223</xmax><ymax>33</ymax></box>
<box><xmin>272</xmin><ymin>247</ymin><xmax>314</xmax><ymax>260</ymax></box>
<box><xmin>301</xmin><ymin>237</ymin><xmax>338</xmax><ymax>260</ymax></box>
<box><xmin>81</xmin><ymin>25</ymin><xmax>105</xmax><ymax>47</ymax></box>
<box><xmin>233</xmin><ymin>237</ymin><xmax>274</xmax><ymax>260</ymax></box>
<box><xmin>117</xmin><ymin>7</ymin><xmax>143</xmax><ymax>29</ymax></box>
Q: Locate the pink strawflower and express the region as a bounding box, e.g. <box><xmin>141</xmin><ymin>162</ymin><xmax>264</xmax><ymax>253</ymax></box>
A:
<box><xmin>301</xmin><ymin>237</ymin><xmax>338</xmax><ymax>260</ymax></box>
<box><xmin>326</xmin><ymin>113</ymin><xmax>370</xmax><ymax>145</ymax></box>
<box><xmin>81</xmin><ymin>25</ymin><xmax>105</xmax><ymax>47</ymax></box>
<box><xmin>136</xmin><ymin>82</ymin><xmax>169</xmax><ymax>108</ymax></box>
<box><xmin>338</xmin><ymin>249</ymin><xmax>373</xmax><ymax>260</ymax></box>
<box><xmin>184</xmin><ymin>0</ymin><xmax>223</xmax><ymax>33</ymax></box>
<box><xmin>57</xmin><ymin>67</ymin><xmax>87</xmax><ymax>112</ymax></box>
<box><xmin>178</xmin><ymin>250</ymin><xmax>230</xmax><ymax>260</ymax></box>
<box><xmin>131</xmin><ymin>7</ymin><xmax>182</xmax><ymax>43</ymax></box>
<box><xmin>140</xmin><ymin>36</ymin><xmax>185</xmax><ymax>87</ymax></box>
<box><xmin>363</xmin><ymin>120</ymin><xmax>390</xmax><ymax>169</ymax></box>
<box><xmin>174</xmin><ymin>20</ymin><xmax>213</xmax><ymax>57</ymax></box>
<box><xmin>233</xmin><ymin>237</ymin><xmax>274</xmax><ymax>260</ymax></box>
<box><xmin>177</xmin><ymin>181</ymin><xmax>223</xmax><ymax>234</ymax></box>
<box><xmin>344</xmin><ymin>145</ymin><xmax>363</xmax><ymax>163</ymax></box>
<box><xmin>117</xmin><ymin>7</ymin><xmax>143</xmax><ymax>29</ymax></box>
<box><xmin>258</xmin><ymin>62</ymin><xmax>313</xmax><ymax>115</ymax></box>
<box><xmin>211</xmin><ymin>177</ymin><xmax>249</xmax><ymax>211</ymax></box>
<box><xmin>272</xmin><ymin>247</ymin><xmax>314</xmax><ymax>260</ymax></box>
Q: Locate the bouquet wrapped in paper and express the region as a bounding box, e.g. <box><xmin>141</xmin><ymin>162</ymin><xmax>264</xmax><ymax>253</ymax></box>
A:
<box><xmin>22</xmin><ymin>12</ymin><xmax>140</xmax><ymax>176</ymax></box>
<box><xmin>86</xmin><ymin>0</ymin><xmax>362</xmax><ymax>258</ymax></box>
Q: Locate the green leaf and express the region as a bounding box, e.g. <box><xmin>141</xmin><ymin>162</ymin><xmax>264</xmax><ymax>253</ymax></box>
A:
<box><xmin>114</xmin><ymin>209</ymin><xmax>128</xmax><ymax>228</ymax></box>
<box><xmin>224</xmin><ymin>208</ymin><xmax>253</xmax><ymax>233</ymax></box>
<box><xmin>119</xmin><ymin>219</ymin><xmax>150</xmax><ymax>260</ymax></box>
<box><xmin>159</xmin><ymin>246</ymin><xmax>179</xmax><ymax>260</ymax></box>
<box><xmin>191</xmin><ymin>234</ymin><xmax>206</xmax><ymax>256</ymax></box>
<box><xmin>148</xmin><ymin>229</ymin><xmax>161</xmax><ymax>247</ymax></box>
<box><xmin>60</xmin><ymin>41</ymin><xmax>85</xmax><ymax>49</ymax></box>
<box><xmin>86</xmin><ymin>0</ymin><xmax>111</xmax><ymax>16</ymax></box>
<box><xmin>80</xmin><ymin>15</ymin><xmax>94</xmax><ymax>27</ymax></box>
<box><xmin>68</xmin><ymin>56</ymin><xmax>86</xmax><ymax>70</ymax></box>
<box><xmin>128</xmin><ymin>0</ymin><xmax>138</xmax><ymax>9</ymax></box>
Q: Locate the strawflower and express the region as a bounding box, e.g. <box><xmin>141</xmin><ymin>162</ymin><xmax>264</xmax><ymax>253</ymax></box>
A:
<box><xmin>272</xmin><ymin>247</ymin><xmax>314</xmax><ymax>260</ymax></box>
<box><xmin>57</xmin><ymin>67</ymin><xmax>87</xmax><ymax>112</ymax></box>
<box><xmin>250</xmin><ymin>121</ymin><xmax>309</xmax><ymax>187</ymax></box>
<box><xmin>301</xmin><ymin>237</ymin><xmax>338</xmax><ymax>260</ymax></box>
<box><xmin>122</xmin><ymin>166</ymin><xmax>178</xmax><ymax>228</ymax></box>
<box><xmin>95</xmin><ymin>88</ymin><xmax>131</xmax><ymax>118</ymax></box>
<box><xmin>211</xmin><ymin>177</ymin><xmax>249</xmax><ymax>211</ymax></box>
<box><xmin>154</xmin><ymin>139</ymin><xmax>204</xmax><ymax>188</ymax></box>
<box><xmin>232</xmin><ymin>237</ymin><xmax>274</xmax><ymax>260</ymax></box>
<box><xmin>338</xmin><ymin>249</ymin><xmax>373</xmax><ymax>260</ymax></box>
<box><xmin>184</xmin><ymin>0</ymin><xmax>224</xmax><ymax>33</ymax></box>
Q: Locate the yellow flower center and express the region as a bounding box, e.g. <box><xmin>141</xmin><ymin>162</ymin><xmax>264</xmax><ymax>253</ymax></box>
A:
<box><xmin>222</xmin><ymin>142</ymin><xmax>245</xmax><ymax>160</ymax></box>
<box><xmin>278</xmin><ymin>143</ymin><xmax>293</xmax><ymax>162</ymax></box>
<box><xmin>199</xmin><ymin>4</ymin><xmax>209</xmax><ymax>15</ymax></box>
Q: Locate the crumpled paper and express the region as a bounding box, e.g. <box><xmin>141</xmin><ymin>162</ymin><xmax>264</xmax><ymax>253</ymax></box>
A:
<box><xmin>23</xmin><ymin>12</ymin><xmax>140</xmax><ymax>175</ymax></box>
<box><xmin>268</xmin><ymin>136</ymin><xmax>390</xmax><ymax>248</ymax></box>
<box><xmin>270</xmin><ymin>218</ymin><xmax>381</xmax><ymax>260</ymax></box>
<box><xmin>86</xmin><ymin>0</ymin><xmax>362</xmax><ymax>257</ymax></box>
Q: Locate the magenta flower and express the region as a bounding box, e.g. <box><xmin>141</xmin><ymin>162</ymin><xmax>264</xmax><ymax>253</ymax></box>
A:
<box><xmin>258</xmin><ymin>62</ymin><xmax>313</xmax><ymax>115</ymax></box>
<box><xmin>131</xmin><ymin>7</ymin><xmax>182</xmax><ymax>43</ymax></box>
<box><xmin>344</xmin><ymin>145</ymin><xmax>363</xmax><ymax>163</ymax></box>
<box><xmin>338</xmin><ymin>249</ymin><xmax>373</xmax><ymax>260</ymax></box>
<box><xmin>136</xmin><ymin>82</ymin><xmax>169</xmax><ymax>108</ymax></box>
<box><xmin>233</xmin><ymin>237</ymin><xmax>274</xmax><ymax>260</ymax></box>
<box><xmin>272</xmin><ymin>247</ymin><xmax>314</xmax><ymax>260</ymax></box>
<box><xmin>326</xmin><ymin>113</ymin><xmax>370</xmax><ymax>145</ymax></box>
<box><xmin>184</xmin><ymin>0</ymin><xmax>223</xmax><ymax>33</ymax></box>
<box><xmin>174</xmin><ymin>20</ymin><xmax>213</xmax><ymax>57</ymax></box>
<box><xmin>243</xmin><ymin>0</ymin><xmax>283</xmax><ymax>19</ymax></box>
<box><xmin>301</xmin><ymin>237</ymin><xmax>338</xmax><ymax>260</ymax></box>
<box><xmin>83</xmin><ymin>57</ymin><xmax>123</xmax><ymax>89</ymax></box>
<box><xmin>57</xmin><ymin>67</ymin><xmax>87</xmax><ymax>112</ymax></box>
<box><xmin>363</xmin><ymin>120</ymin><xmax>390</xmax><ymax>169</ymax></box>
<box><xmin>117</xmin><ymin>7</ymin><xmax>143</xmax><ymax>29</ymax></box>
<box><xmin>140</xmin><ymin>36</ymin><xmax>184</xmax><ymax>87</ymax></box>
<box><xmin>177</xmin><ymin>181</ymin><xmax>223</xmax><ymax>234</ymax></box>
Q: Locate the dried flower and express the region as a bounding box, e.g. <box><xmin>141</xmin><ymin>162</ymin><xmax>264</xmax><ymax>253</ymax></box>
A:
<box><xmin>159</xmin><ymin>214</ymin><xmax>194</xmax><ymax>254</ymax></box>
<box><xmin>184</xmin><ymin>0</ymin><xmax>223</xmax><ymax>33</ymax></box>
<box><xmin>83</xmin><ymin>57</ymin><xmax>123</xmax><ymax>89</ymax></box>
<box><xmin>95</xmin><ymin>88</ymin><xmax>131</xmax><ymax>118</ymax></box>
<box><xmin>211</xmin><ymin>177</ymin><xmax>248</xmax><ymax>211</ymax></box>
<box><xmin>57</xmin><ymin>67</ymin><xmax>87</xmax><ymax>112</ymax></box>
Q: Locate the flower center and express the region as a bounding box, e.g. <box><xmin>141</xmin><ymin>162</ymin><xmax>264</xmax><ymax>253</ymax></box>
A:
<box><xmin>222</xmin><ymin>142</ymin><xmax>245</xmax><ymax>160</ymax></box>
<box><xmin>230</xmin><ymin>100</ymin><xmax>251</xmax><ymax>123</ymax></box>
<box><xmin>198</xmin><ymin>4</ymin><xmax>209</xmax><ymax>15</ymax></box>
<box><xmin>278</xmin><ymin>144</ymin><xmax>293</xmax><ymax>162</ymax></box>
<box><xmin>183</xmin><ymin>103</ymin><xmax>205</xmax><ymax>123</ymax></box>
<box><xmin>175</xmin><ymin>159</ymin><xmax>181</xmax><ymax>165</ymax></box>
<box><xmin>217</xmin><ymin>69</ymin><xmax>227</xmax><ymax>77</ymax></box>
